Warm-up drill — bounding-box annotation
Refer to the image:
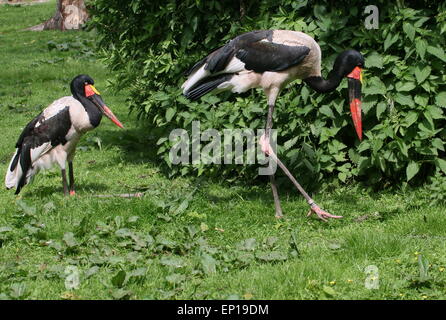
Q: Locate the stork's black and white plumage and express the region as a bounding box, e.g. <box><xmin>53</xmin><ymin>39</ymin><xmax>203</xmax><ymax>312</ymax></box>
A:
<box><xmin>182</xmin><ymin>30</ymin><xmax>365</xmax><ymax>221</ymax></box>
<box><xmin>5</xmin><ymin>75</ymin><xmax>124</xmax><ymax>196</ymax></box>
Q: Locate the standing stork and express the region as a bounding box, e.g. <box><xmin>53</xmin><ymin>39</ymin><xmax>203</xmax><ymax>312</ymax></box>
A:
<box><xmin>182</xmin><ymin>30</ymin><xmax>364</xmax><ymax>221</ymax></box>
<box><xmin>5</xmin><ymin>74</ymin><xmax>124</xmax><ymax>196</ymax></box>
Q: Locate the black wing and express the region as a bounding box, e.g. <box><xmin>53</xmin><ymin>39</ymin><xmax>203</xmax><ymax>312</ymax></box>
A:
<box><xmin>9</xmin><ymin>113</ymin><xmax>44</xmax><ymax>173</ymax></box>
<box><xmin>184</xmin><ymin>45</ymin><xmax>223</xmax><ymax>77</ymax></box>
<box><xmin>15</xmin><ymin>112</ymin><xmax>44</xmax><ymax>149</ymax></box>
<box><xmin>199</xmin><ymin>30</ymin><xmax>310</xmax><ymax>74</ymax></box>
<box><xmin>11</xmin><ymin>107</ymin><xmax>72</xmax><ymax>193</ymax></box>
<box><xmin>235</xmin><ymin>41</ymin><xmax>310</xmax><ymax>73</ymax></box>
<box><xmin>204</xmin><ymin>30</ymin><xmax>273</xmax><ymax>74</ymax></box>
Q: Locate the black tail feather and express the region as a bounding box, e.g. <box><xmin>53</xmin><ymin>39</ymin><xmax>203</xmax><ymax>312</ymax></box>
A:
<box><xmin>10</xmin><ymin>148</ymin><xmax>21</xmax><ymax>172</ymax></box>
<box><xmin>185</xmin><ymin>74</ymin><xmax>233</xmax><ymax>101</ymax></box>
<box><xmin>15</xmin><ymin>144</ymin><xmax>32</xmax><ymax>194</ymax></box>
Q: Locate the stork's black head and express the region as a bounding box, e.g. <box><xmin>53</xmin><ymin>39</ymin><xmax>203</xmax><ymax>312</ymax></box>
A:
<box><xmin>333</xmin><ymin>50</ymin><xmax>365</xmax><ymax>77</ymax></box>
<box><xmin>70</xmin><ymin>74</ymin><xmax>95</xmax><ymax>97</ymax></box>
<box><xmin>70</xmin><ymin>74</ymin><xmax>124</xmax><ymax>129</ymax></box>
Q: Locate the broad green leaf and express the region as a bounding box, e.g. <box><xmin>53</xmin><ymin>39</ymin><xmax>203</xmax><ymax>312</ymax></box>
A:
<box><xmin>366</xmin><ymin>52</ymin><xmax>383</xmax><ymax>69</ymax></box>
<box><xmin>403</xmin><ymin>111</ymin><xmax>418</xmax><ymax>127</ymax></box>
<box><xmin>152</xmin><ymin>92</ymin><xmax>170</xmax><ymax>101</ymax></box>
<box><xmin>284</xmin><ymin>136</ymin><xmax>298</xmax><ymax>150</ymax></box>
<box><xmin>201</xmin><ymin>254</ymin><xmax>217</xmax><ymax>274</ymax></box>
<box><xmin>376</xmin><ymin>102</ymin><xmax>387</xmax><ymax>120</ymax></box>
<box><xmin>255</xmin><ymin>251</ymin><xmax>288</xmax><ymax>261</ymax></box>
<box><xmin>319</xmin><ymin>105</ymin><xmax>335</xmax><ymax>118</ymax></box>
<box><xmin>85</xmin><ymin>266</ymin><xmax>99</xmax><ymax>279</ymax></box>
<box><xmin>435</xmin><ymin>92</ymin><xmax>446</xmax><ymax>108</ymax></box>
<box><xmin>322</xmin><ymin>285</ymin><xmax>337</xmax><ymax>296</ymax></box>
<box><xmin>302</xmin><ymin>143</ymin><xmax>315</xmax><ymax>158</ymax></box>
<box><xmin>414</xmin><ymin>66</ymin><xmax>431</xmax><ymax>84</ymax></box>
<box><xmin>16</xmin><ymin>200</ymin><xmax>36</xmax><ymax>216</ymax></box>
<box><xmin>156</xmin><ymin>137</ymin><xmax>168</xmax><ymax>145</ymax></box>
<box><xmin>328</xmin><ymin>242</ymin><xmax>342</xmax><ymax>250</ymax></box>
<box><xmin>237</xmin><ymin>238</ymin><xmax>257</xmax><ymax>251</ymax></box>
<box><xmin>427</xmin><ymin>46</ymin><xmax>446</xmax><ymax>62</ymax></box>
<box><xmin>363</xmin><ymin>77</ymin><xmax>386</xmax><ymax>95</ymax></box>
<box><xmin>436</xmin><ymin>158</ymin><xmax>446</xmax><ymax>174</ymax></box>
<box><xmin>111</xmin><ymin>289</ymin><xmax>132</xmax><ymax>300</ymax></box>
<box><xmin>415</xmin><ymin>39</ymin><xmax>428</xmax><ymax>59</ymax></box>
<box><xmin>395</xmin><ymin>81</ymin><xmax>415</xmax><ymax>92</ymax></box>
<box><xmin>348</xmin><ymin>148</ymin><xmax>360</xmax><ymax>164</ymax></box>
<box><xmin>397</xmin><ymin>140</ymin><xmax>409</xmax><ymax>157</ymax></box>
<box><xmin>303</xmin><ymin>158</ymin><xmax>315</xmax><ymax>172</ymax></box>
<box><xmin>406</xmin><ymin>162</ymin><xmax>420</xmax><ymax>181</ymax></box>
<box><xmin>173</xmin><ymin>199</ymin><xmax>189</xmax><ymax>215</ymax></box>
<box><xmin>403</xmin><ymin>22</ymin><xmax>416</xmax><ymax>41</ymax></box>
<box><xmin>432</xmin><ymin>138</ymin><xmax>445</xmax><ymax>152</ymax></box>
<box><xmin>414</xmin><ymin>94</ymin><xmax>429</xmax><ymax>106</ymax></box>
<box><xmin>63</xmin><ymin>232</ymin><xmax>77</xmax><ymax>248</ymax></box>
<box><xmin>384</xmin><ymin>33</ymin><xmax>399</xmax><ymax>51</ymax></box>
<box><xmin>338</xmin><ymin>172</ymin><xmax>347</xmax><ymax>182</ymax></box>
<box><xmin>160</xmin><ymin>256</ymin><xmax>185</xmax><ymax>268</ymax></box>
<box><xmin>414</xmin><ymin>16</ymin><xmax>430</xmax><ymax>28</ymax></box>
<box><xmin>358</xmin><ymin>157</ymin><xmax>371</xmax><ymax>173</ymax></box>
<box><xmin>394</xmin><ymin>93</ymin><xmax>414</xmax><ymax>107</ymax></box>
<box><xmin>426</xmin><ymin>105</ymin><xmax>443</xmax><ymax>119</ymax></box>
<box><xmin>165</xmin><ymin>108</ymin><xmax>176</xmax><ymax>122</ymax></box>
<box><xmin>165</xmin><ymin>273</ymin><xmax>186</xmax><ymax>284</ymax></box>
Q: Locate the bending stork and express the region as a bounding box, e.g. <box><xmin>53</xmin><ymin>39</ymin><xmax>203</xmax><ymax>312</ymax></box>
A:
<box><xmin>182</xmin><ymin>30</ymin><xmax>364</xmax><ymax>220</ymax></box>
<box><xmin>5</xmin><ymin>74</ymin><xmax>124</xmax><ymax>196</ymax></box>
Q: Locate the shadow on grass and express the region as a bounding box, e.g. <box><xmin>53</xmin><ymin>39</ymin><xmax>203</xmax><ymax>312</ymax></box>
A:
<box><xmin>97</xmin><ymin>125</ymin><xmax>160</xmax><ymax>165</ymax></box>
<box><xmin>93</xmin><ymin>122</ymin><xmax>411</xmax><ymax>226</ymax></box>
<box><xmin>21</xmin><ymin>182</ymin><xmax>110</xmax><ymax>198</ymax></box>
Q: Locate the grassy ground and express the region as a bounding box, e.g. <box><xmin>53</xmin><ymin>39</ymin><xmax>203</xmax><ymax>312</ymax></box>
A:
<box><xmin>0</xmin><ymin>1</ymin><xmax>445</xmax><ymax>300</ymax></box>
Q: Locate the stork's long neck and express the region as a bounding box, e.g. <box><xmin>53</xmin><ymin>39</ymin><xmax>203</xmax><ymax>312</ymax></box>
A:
<box><xmin>73</xmin><ymin>92</ymin><xmax>103</xmax><ymax>128</ymax></box>
<box><xmin>304</xmin><ymin>71</ymin><xmax>343</xmax><ymax>94</ymax></box>
<box><xmin>303</xmin><ymin>53</ymin><xmax>348</xmax><ymax>93</ymax></box>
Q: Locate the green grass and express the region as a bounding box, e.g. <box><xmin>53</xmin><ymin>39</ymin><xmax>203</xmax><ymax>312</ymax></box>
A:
<box><xmin>0</xmin><ymin>1</ymin><xmax>445</xmax><ymax>300</ymax></box>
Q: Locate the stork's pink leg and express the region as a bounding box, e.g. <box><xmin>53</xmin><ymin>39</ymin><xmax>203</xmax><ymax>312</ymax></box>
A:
<box><xmin>259</xmin><ymin>133</ymin><xmax>342</xmax><ymax>221</ymax></box>
<box><xmin>307</xmin><ymin>203</ymin><xmax>343</xmax><ymax>222</ymax></box>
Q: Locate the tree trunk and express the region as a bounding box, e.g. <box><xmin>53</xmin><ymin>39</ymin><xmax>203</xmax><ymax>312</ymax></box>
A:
<box><xmin>43</xmin><ymin>0</ymin><xmax>88</xmax><ymax>30</ymax></box>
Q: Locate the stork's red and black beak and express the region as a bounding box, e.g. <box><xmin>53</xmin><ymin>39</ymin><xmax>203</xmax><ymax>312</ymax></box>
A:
<box><xmin>347</xmin><ymin>66</ymin><xmax>362</xmax><ymax>141</ymax></box>
<box><xmin>85</xmin><ymin>85</ymin><xmax>124</xmax><ymax>129</ymax></box>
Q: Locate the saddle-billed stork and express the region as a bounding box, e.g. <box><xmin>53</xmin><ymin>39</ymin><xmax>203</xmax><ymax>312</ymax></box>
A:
<box><xmin>182</xmin><ymin>30</ymin><xmax>364</xmax><ymax>221</ymax></box>
<box><xmin>5</xmin><ymin>74</ymin><xmax>124</xmax><ymax>196</ymax></box>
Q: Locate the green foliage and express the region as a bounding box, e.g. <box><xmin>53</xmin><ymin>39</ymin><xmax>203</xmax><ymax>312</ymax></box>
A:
<box><xmin>91</xmin><ymin>0</ymin><xmax>444</xmax><ymax>188</ymax></box>
<box><xmin>1</xmin><ymin>2</ymin><xmax>446</xmax><ymax>300</ymax></box>
<box><xmin>427</xmin><ymin>172</ymin><xmax>446</xmax><ymax>205</ymax></box>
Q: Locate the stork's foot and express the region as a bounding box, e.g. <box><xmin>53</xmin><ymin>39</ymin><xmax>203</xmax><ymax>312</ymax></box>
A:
<box><xmin>274</xmin><ymin>205</ymin><xmax>283</xmax><ymax>219</ymax></box>
<box><xmin>307</xmin><ymin>203</ymin><xmax>343</xmax><ymax>222</ymax></box>
<box><xmin>69</xmin><ymin>190</ymin><xmax>76</xmax><ymax>196</ymax></box>
<box><xmin>259</xmin><ymin>133</ymin><xmax>273</xmax><ymax>155</ymax></box>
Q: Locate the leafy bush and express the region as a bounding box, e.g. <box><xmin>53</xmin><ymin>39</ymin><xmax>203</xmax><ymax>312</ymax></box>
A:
<box><xmin>89</xmin><ymin>0</ymin><xmax>446</xmax><ymax>188</ymax></box>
